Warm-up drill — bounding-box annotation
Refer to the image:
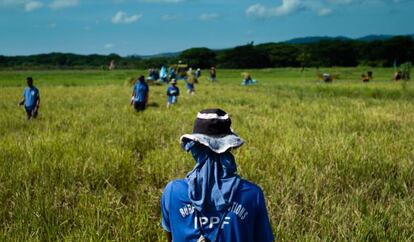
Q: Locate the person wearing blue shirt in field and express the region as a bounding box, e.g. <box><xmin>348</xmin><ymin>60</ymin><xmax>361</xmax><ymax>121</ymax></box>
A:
<box><xmin>160</xmin><ymin>66</ymin><xmax>168</xmax><ymax>83</ymax></box>
<box><xmin>166</xmin><ymin>79</ymin><xmax>180</xmax><ymax>108</ymax></box>
<box><xmin>19</xmin><ymin>77</ymin><xmax>40</xmax><ymax>120</ymax></box>
<box><xmin>161</xmin><ymin>109</ymin><xmax>274</xmax><ymax>242</ymax></box>
<box><xmin>131</xmin><ymin>75</ymin><xmax>149</xmax><ymax>111</ymax></box>
<box><xmin>169</xmin><ymin>67</ymin><xmax>177</xmax><ymax>81</ymax></box>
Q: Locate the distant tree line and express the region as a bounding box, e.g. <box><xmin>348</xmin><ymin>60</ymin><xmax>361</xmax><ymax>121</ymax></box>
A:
<box><xmin>0</xmin><ymin>36</ymin><xmax>413</xmax><ymax>70</ymax></box>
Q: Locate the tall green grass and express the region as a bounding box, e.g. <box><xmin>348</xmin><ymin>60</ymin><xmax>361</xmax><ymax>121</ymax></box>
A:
<box><xmin>0</xmin><ymin>68</ymin><xmax>413</xmax><ymax>241</ymax></box>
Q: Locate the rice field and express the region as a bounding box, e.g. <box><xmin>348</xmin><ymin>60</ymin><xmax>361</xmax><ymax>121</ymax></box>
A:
<box><xmin>1</xmin><ymin>67</ymin><xmax>413</xmax><ymax>241</ymax></box>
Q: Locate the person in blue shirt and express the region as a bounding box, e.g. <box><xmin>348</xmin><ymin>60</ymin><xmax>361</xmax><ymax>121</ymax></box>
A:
<box><xmin>161</xmin><ymin>109</ymin><xmax>274</xmax><ymax>242</ymax></box>
<box><xmin>241</xmin><ymin>72</ymin><xmax>257</xmax><ymax>86</ymax></box>
<box><xmin>169</xmin><ymin>67</ymin><xmax>177</xmax><ymax>81</ymax></box>
<box><xmin>19</xmin><ymin>77</ymin><xmax>40</xmax><ymax>120</ymax></box>
<box><xmin>166</xmin><ymin>79</ymin><xmax>180</xmax><ymax>108</ymax></box>
<box><xmin>160</xmin><ymin>66</ymin><xmax>168</xmax><ymax>83</ymax></box>
<box><xmin>130</xmin><ymin>75</ymin><xmax>149</xmax><ymax>111</ymax></box>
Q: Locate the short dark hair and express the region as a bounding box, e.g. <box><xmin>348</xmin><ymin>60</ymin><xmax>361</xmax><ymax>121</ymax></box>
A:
<box><xmin>27</xmin><ymin>77</ymin><xmax>33</xmax><ymax>85</ymax></box>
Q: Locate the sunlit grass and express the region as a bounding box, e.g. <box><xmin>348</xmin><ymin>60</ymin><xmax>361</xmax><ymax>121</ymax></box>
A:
<box><xmin>0</xmin><ymin>68</ymin><xmax>413</xmax><ymax>241</ymax></box>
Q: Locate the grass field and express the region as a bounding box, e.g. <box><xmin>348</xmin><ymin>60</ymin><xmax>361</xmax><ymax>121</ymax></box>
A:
<box><xmin>1</xmin><ymin>67</ymin><xmax>414</xmax><ymax>241</ymax></box>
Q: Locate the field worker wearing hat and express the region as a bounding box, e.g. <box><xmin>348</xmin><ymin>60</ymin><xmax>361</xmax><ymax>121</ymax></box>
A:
<box><xmin>19</xmin><ymin>77</ymin><xmax>40</xmax><ymax>120</ymax></box>
<box><xmin>131</xmin><ymin>75</ymin><xmax>149</xmax><ymax>111</ymax></box>
<box><xmin>166</xmin><ymin>79</ymin><xmax>180</xmax><ymax>108</ymax></box>
<box><xmin>209</xmin><ymin>67</ymin><xmax>217</xmax><ymax>82</ymax></box>
<box><xmin>161</xmin><ymin>109</ymin><xmax>274</xmax><ymax>242</ymax></box>
<box><xmin>186</xmin><ymin>68</ymin><xmax>196</xmax><ymax>95</ymax></box>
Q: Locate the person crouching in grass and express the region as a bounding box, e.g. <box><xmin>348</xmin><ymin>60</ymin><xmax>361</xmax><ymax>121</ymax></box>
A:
<box><xmin>160</xmin><ymin>109</ymin><xmax>274</xmax><ymax>242</ymax></box>
<box><xmin>19</xmin><ymin>77</ymin><xmax>40</xmax><ymax>120</ymax></box>
<box><xmin>166</xmin><ymin>79</ymin><xmax>180</xmax><ymax>108</ymax></box>
<box><xmin>131</xmin><ymin>75</ymin><xmax>149</xmax><ymax>111</ymax></box>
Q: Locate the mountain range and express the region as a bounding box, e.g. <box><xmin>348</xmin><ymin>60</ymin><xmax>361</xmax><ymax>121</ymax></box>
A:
<box><xmin>142</xmin><ymin>34</ymin><xmax>414</xmax><ymax>58</ymax></box>
<box><xmin>284</xmin><ymin>34</ymin><xmax>414</xmax><ymax>44</ymax></box>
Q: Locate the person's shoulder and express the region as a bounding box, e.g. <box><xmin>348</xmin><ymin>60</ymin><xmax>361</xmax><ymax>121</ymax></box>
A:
<box><xmin>237</xmin><ymin>179</ymin><xmax>267</xmax><ymax>207</ymax></box>
<box><xmin>163</xmin><ymin>179</ymin><xmax>187</xmax><ymax>192</ymax></box>
<box><xmin>238</xmin><ymin>179</ymin><xmax>264</xmax><ymax>195</ymax></box>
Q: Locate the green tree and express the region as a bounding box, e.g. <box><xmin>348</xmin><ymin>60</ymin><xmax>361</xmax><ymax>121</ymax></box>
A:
<box><xmin>179</xmin><ymin>48</ymin><xmax>216</xmax><ymax>69</ymax></box>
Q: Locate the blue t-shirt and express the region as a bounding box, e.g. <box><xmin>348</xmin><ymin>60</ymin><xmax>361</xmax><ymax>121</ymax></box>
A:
<box><xmin>161</xmin><ymin>179</ymin><xmax>274</xmax><ymax>242</ymax></box>
<box><xmin>133</xmin><ymin>81</ymin><xmax>149</xmax><ymax>102</ymax></box>
<box><xmin>167</xmin><ymin>85</ymin><xmax>179</xmax><ymax>104</ymax></box>
<box><xmin>23</xmin><ymin>86</ymin><xmax>40</xmax><ymax>108</ymax></box>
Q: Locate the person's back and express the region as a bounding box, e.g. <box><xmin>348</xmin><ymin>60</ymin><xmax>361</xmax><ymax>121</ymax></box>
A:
<box><xmin>133</xmin><ymin>80</ymin><xmax>148</xmax><ymax>102</ymax></box>
<box><xmin>24</xmin><ymin>86</ymin><xmax>39</xmax><ymax>108</ymax></box>
<box><xmin>162</xmin><ymin>179</ymin><xmax>273</xmax><ymax>242</ymax></box>
<box><xmin>161</xmin><ymin>109</ymin><xmax>274</xmax><ymax>242</ymax></box>
<box><xmin>131</xmin><ymin>76</ymin><xmax>149</xmax><ymax>111</ymax></box>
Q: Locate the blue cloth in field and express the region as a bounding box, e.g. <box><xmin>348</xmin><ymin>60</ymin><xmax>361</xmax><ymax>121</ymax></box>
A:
<box><xmin>161</xmin><ymin>179</ymin><xmax>274</xmax><ymax>242</ymax></box>
<box><xmin>23</xmin><ymin>86</ymin><xmax>39</xmax><ymax>108</ymax></box>
<box><xmin>184</xmin><ymin>141</ymin><xmax>240</xmax><ymax>212</ymax></box>
<box><xmin>160</xmin><ymin>66</ymin><xmax>168</xmax><ymax>79</ymax></box>
<box><xmin>167</xmin><ymin>85</ymin><xmax>179</xmax><ymax>104</ymax></box>
<box><xmin>133</xmin><ymin>81</ymin><xmax>148</xmax><ymax>102</ymax></box>
<box><xmin>187</xmin><ymin>83</ymin><xmax>194</xmax><ymax>91</ymax></box>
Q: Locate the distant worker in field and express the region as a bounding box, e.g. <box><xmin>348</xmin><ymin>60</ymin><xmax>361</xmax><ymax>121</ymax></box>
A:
<box><xmin>241</xmin><ymin>72</ymin><xmax>257</xmax><ymax>85</ymax></box>
<box><xmin>195</xmin><ymin>68</ymin><xmax>202</xmax><ymax>79</ymax></box>
<box><xmin>209</xmin><ymin>67</ymin><xmax>217</xmax><ymax>82</ymax></box>
<box><xmin>361</xmin><ymin>74</ymin><xmax>370</xmax><ymax>83</ymax></box>
<box><xmin>186</xmin><ymin>68</ymin><xmax>197</xmax><ymax>95</ymax></box>
<box><xmin>361</xmin><ymin>71</ymin><xmax>373</xmax><ymax>83</ymax></box>
<box><xmin>160</xmin><ymin>66</ymin><xmax>168</xmax><ymax>83</ymax></box>
<box><xmin>393</xmin><ymin>69</ymin><xmax>402</xmax><ymax>81</ymax></box>
<box><xmin>322</xmin><ymin>73</ymin><xmax>332</xmax><ymax>83</ymax></box>
<box><xmin>166</xmin><ymin>79</ymin><xmax>180</xmax><ymax>108</ymax></box>
<box><xmin>131</xmin><ymin>75</ymin><xmax>149</xmax><ymax>111</ymax></box>
<box><xmin>109</xmin><ymin>60</ymin><xmax>116</xmax><ymax>70</ymax></box>
<box><xmin>161</xmin><ymin>108</ymin><xmax>274</xmax><ymax>242</ymax></box>
<box><xmin>169</xmin><ymin>67</ymin><xmax>177</xmax><ymax>81</ymax></box>
<box><xmin>19</xmin><ymin>77</ymin><xmax>40</xmax><ymax>120</ymax></box>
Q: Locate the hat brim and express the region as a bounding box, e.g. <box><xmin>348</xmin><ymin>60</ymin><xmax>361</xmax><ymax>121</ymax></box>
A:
<box><xmin>180</xmin><ymin>133</ymin><xmax>244</xmax><ymax>153</ymax></box>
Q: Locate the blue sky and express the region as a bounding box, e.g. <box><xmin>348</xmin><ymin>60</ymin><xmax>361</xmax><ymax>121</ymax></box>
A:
<box><xmin>0</xmin><ymin>0</ymin><xmax>412</xmax><ymax>56</ymax></box>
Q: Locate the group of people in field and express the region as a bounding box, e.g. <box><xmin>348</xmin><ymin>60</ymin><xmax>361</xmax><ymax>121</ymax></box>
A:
<box><xmin>130</xmin><ymin>74</ymin><xmax>180</xmax><ymax>111</ymax></box>
<box><xmin>129</xmin><ymin>66</ymin><xmax>223</xmax><ymax>111</ymax></box>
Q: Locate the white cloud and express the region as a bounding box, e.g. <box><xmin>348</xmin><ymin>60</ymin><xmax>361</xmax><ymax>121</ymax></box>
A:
<box><xmin>199</xmin><ymin>13</ymin><xmax>219</xmax><ymax>21</ymax></box>
<box><xmin>317</xmin><ymin>7</ymin><xmax>332</xmax><ymax>16</ymax></box>
<box><xmin>49</xmin><ymin>0</ymin><xmax>78</xmax><ymax>10</ymax></box>
<box><xmin>0</xmin><ymin>0</ymin><xmax>24</xmax><ymax>6</ymax></box>
<box><xmin>245</xmin><ymin>0</ymin><xmax>406</xmax><ymax>18</ymax></box>
<box><xmin>112</xmin><ymin>11</ymin><xmax>142</xmax><ymax>24</ymax></box>
<box><xmin>24</xmin><ymin>1</ymin><xmax>43</xmax><ymax>11</ymax></box>
<box><xmin>104</xmin><ymin>43</ymin><xmax>115</xmax><ymax>49</ymax></box>
<box><xmin>246</xmin><ymin>0</ymin><xmax>303</xmax><ymax>18</ymax></box>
